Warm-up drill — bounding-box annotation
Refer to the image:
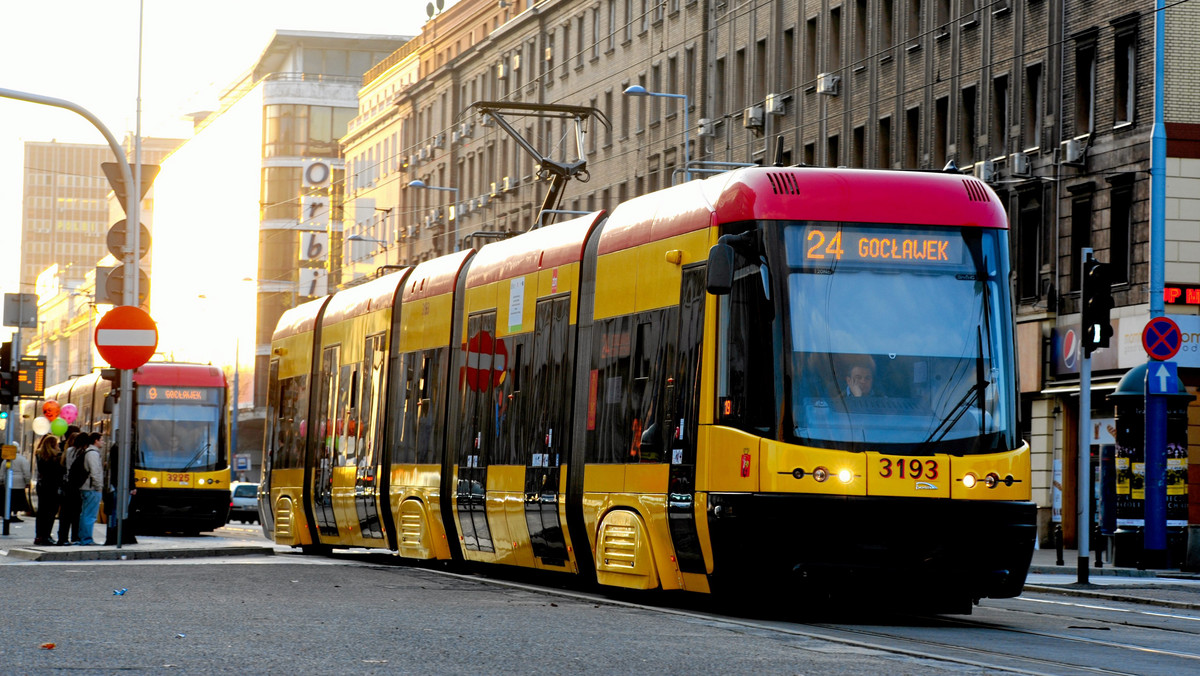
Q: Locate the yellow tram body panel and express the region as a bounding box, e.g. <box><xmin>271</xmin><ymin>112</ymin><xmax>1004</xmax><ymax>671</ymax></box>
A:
<box><xmin>397</xmin><ymin>291</ymin><xmax>455</xmax><ymax>353</ymax></box>
<box><xmin>134</xmin><ymin>468</ymin><xmax>230</xmax><ymax>490</ymax></box>
<box><xmin>950</xmin><ymin>444</ymin><xmax>1032</xmax><ymax>501</ymax></box>
<box><xmin>388</xmin><ymin>463</ymin><xmax>448</xmax><ymax>559</ymax></box>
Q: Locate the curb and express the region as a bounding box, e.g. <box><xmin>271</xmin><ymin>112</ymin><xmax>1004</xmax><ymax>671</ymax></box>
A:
<box><xmin>5</xmin><ymin>545</ymin><xmax>276</xmax><ymax>562</ymax></box>
<box><xmin>1023</xmin><ymin>583</ymin><xmax>1200</xmax><ymax>611</ymax></box>
<box><xmin>1028</xmin><ymin>564</ymin><xmax>1157</xmax><ymax>578</ymax></box>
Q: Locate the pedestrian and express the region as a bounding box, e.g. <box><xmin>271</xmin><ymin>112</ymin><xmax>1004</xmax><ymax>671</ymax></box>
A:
<box><xmin>58</xmin><ymin>427</ymin><xmax>83</xmax><ymax>545</ymax></box>
<box><xmin>6</xmin><ymin>450</ymin><xmax>32</xmax><ymax>521</ymax></box>
<box><xmin>103</xmin><ymin>437</ymin><xmax>137</xmax><ymax>546</ymax></box>
<box><xmin>76</xmin><ymin>433</ymin><xmax>104</xmax><ymax>546</ymax></box>
<box><xmin>33</xmin><ymin>436</ymin><xmax>66</xmax><ymax>546</ymax></box>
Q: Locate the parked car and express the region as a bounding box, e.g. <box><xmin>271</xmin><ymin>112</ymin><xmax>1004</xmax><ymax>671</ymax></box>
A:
<box><xmin>228</xmin><ymin>482</ymin><xmax>259</xmax><ymax>524</ymax></box>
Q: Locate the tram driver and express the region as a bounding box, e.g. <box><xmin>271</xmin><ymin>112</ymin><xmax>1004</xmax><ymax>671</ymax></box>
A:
<box><xmin>842</xmin><ymin>354</ymin><xmax>877</xmax><ymax>398</ymax></box>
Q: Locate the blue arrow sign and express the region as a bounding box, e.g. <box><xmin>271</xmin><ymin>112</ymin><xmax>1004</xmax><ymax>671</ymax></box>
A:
<box><xmin>1148</xmin><ymin>360</ymin><xmax>1178</xmax><ymax>395</ymax></box>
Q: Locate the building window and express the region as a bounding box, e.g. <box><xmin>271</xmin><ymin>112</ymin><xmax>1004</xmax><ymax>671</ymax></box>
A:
<box><xmin>854</xmin><ymin>0</ymin><xmax>868</xmax><ymax>63</ymax></box>
<box><xmin>650</xmin><ymin>63</ymin><xmax>662</xmax><ymax>124</ymax></box>
<box><xmin>1025</xmin><ymin>63</ymin><xmax>1043</xmax><ymax>149</ymax></box>
<box><xmin>1109</xmin><ymin>183</ymin><xmax>1133</xmax><ymax>284</ymax></box>
<box><xmin>827</xmin><ymin>134</ymin><xmax>840</xmax><ymax>167</ymax></box>
<box><xmin>881</xmin><ymin>0</ymin><xmax>895</xmax><ymax>53</ymax></box>
<box><xmin>756</xmin><ymin>39</ymin><xmax>768</xmax><ymax>102</ymax></box>
<box><xmin>782</xmin><ymin>29</ymin><xmax>795</xmax><ymax>93</ymax></box>
<box><xmin>608</xmin><ymin>0</ymin><xmax>616</xmax><ymax>51</ymax></box>
<box><xmin>908</xmin><ymin>0</ymin><xmax>922</xmax><ymax>43</ymax></box>
<box><xmin>992</xmin><ymin>74</ymin><xmax>1009</xmax><ymax>157</ymax></box>
<box><xmin>685</xmin><ymin>47</ymin><xmax>697</xmax><ymax>109</ymax></box>
<box><xmin>937</xmin><ymin>0</ymin><xmax>950</xmax><ymax>31</ymax></box>
<box><xmin>905</xmin><ymin>106</ymin><xmax>920</xmax><ymax>168</ymax></box>
<box><xmin>852</xmin><ymin>125</ymin><xmax>866</xmax><ymax>168</ymax></box>
<box><xmin>1074</xmin><ymin>37</ymin><xmax>1097</xmax><ymax>135</ymax></box>
<box><xmin>667</xmin><ymin>56</ymin><xmax>679</xmax><ymax>116</ymax></box>
<box><xmin>829</xmin><ymin>8</ymin><xmax>842</xmax><ymax>72</ymax></box>
<box><xmin>1113</xmin><ymin>29</ymin><xmax>1136</xmax><ymax>126</ymax></box>
<box><xmin>714</xmin><ymin>58</ymin><xmax>726</xmax><ymax>118</ymax></box>
<box><xmin>1017</xmin><ymin>189</ymin><xmax>1042</xmax><ymax>301</ymax></box>
<box><xmin>804</xmin><ymin>142</ymin><xmax>816</xmax><ymax>165</ymax></box>
<box><xmin>1069</xmin><ymin>192</ymin><xmax>1093</xmax><ymax>292</ymax></box>
<box><xmin>960</xmin><ymin>85</ymin><xmax>977</xmax><ymax>163</ymax></box>
<box><xmin>879</xmin><ymin>116</ymin><xmax>892</xmax><ymax>167</ymax></box>
<box><xmin>604</xmin><ymin>90</ymin><xmax>614</xmax><ymax>146</ymax></box>
<box><xmin>735</xmin><ymin>48</ymin><xmax>747</xmax><ymax>109</ymax></box>
<box><xmin>934</xmin><ymin>96</ymin><xmax>949</xmax><ymax>168</ymax></box>
<box><xmin>805</xmin><ymin>18</ymin><xmax>818</xmax><ymax>82</ymax></box>
<box><xmin>621</xmin><ymin>80</ymin><xmax>631</xmax><ymax>137</ymax></box>
<box><xmin>624</xmin><ymin>0</ymin><xmax>633</xmax><ymax>42</ymax></box>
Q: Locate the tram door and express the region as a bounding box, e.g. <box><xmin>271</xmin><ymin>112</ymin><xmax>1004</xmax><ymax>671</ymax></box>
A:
<box><xmin>312</xmin><ymin>344</ymin><xmax>340</xmax><ymax>537</ymax></box>
<box><xmin>456</xmin><ymin>312</ymin><xmax>496</xmax><ymax>552</ymax></box>
<box><xmin>525</xmin><ymin>296</ymin><xmax>571</xmax><ymax>565</ymax></box>
<box><xmin>665</xmin><ymin>267</ymin><xmax>706</xmax><ymax>573</ymax></box>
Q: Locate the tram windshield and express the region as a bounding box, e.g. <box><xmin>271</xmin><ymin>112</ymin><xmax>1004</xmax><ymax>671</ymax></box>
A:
<box><xmin>135</xmin><ymin>388</ymin><xmax>224</xmax><ymax>471</ymax></box>
<box><xmin>780</xmin><ymin>222</ymin><xmax>1016</xmax><ymax>454</ymax></box>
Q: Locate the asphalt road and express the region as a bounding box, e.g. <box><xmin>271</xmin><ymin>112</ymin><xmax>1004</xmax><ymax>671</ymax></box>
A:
<box><xmin>3</xmin><ymin>554</ymin><xmax>997</xmax><ymax>676</ymax></box>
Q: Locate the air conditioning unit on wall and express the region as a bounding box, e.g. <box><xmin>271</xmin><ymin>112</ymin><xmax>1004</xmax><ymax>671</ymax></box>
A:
<box><xmin>817</xmin><ymin>73</ymin><xmax>841</xmax><ymax>95</ymax></box>
<box><xmin>974</xmin><ymin>160</ymin><xmax>997</xmax><ymax>183</ymax></box>
<box><xmin>1011</xmin><ymin>152</ymin><xmax>1031</xmax><ymax>176</ymax></box>
<box><xmin>743</xmin><ymin>105</ymin><xmax>764</xmax><ymax>129</ymax></box>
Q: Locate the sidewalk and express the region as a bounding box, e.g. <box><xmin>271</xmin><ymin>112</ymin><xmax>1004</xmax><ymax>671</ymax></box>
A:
<box><xmin>0</xmin><ymin>514</ymin><xmax>276</xmax><ymax>563</ymax></box>
<box><xmin>1021</xmin><ymin>544</ymin><xmax>1200</xmax><ymax>609</ymax></box>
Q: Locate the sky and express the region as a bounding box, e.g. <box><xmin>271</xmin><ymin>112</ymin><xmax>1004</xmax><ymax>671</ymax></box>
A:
<box><xmin>0</xmin><ymin>0</ymin><xmax>444</xmax><ymax>330</ymax></box>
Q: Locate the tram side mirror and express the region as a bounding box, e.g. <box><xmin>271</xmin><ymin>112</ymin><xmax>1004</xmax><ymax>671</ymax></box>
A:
<box><xmin>103</xmin><ymin>392</ymin><xmax>115</xmax><ymax>414</ymax></box>
<box><xmin>706</xmin><ymin>243</ymin><xmax>735</xmax><ymax>295</ymax></box>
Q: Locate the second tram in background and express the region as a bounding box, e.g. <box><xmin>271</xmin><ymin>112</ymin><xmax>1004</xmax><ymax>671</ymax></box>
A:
<box><xmin>263</xmin><ymin>166</ymin><xmax>1035</xmax><ymax>613</ymax></box>
<box><xmin>35</xmin><ymin>362</ymin><xmax>231</xmax><ymax>534</ymax></box>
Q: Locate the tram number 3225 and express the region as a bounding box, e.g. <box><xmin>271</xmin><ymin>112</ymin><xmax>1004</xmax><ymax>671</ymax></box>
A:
<box><xmin>878</xmin><ymin>458</ymin><xmax>939</xmax><ymax>480</ymax></box>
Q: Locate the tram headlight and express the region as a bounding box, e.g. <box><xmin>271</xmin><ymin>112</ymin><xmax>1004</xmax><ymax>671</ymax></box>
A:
<box><xmin>984</xmin><ymin>473</ymin><xmax>999</xmax><ymax>489</ymax></box>
<box><xmin>962</xmin><ymin>473</ymin><xmax>977</xmax><ymax>488</ymax></box>
<box><xmin>813</xmin><ymin>467</ymin><xmax>829</xmax><ymax>483</ymax></box>
<box><xmin>837</xmin><ymin>469</ymin><xmax>853</xmax><ymax>484</ymax></box>
<box><xmin>150</xmin><ymin>477</ymin><xmax>158</xmax><ymax>485</ymax></box>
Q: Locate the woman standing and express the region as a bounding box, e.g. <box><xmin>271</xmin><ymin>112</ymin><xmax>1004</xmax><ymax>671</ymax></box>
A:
<box><xmin>33</xmin><ymin>435</ymin><xmax>65</xmax><ymax>546</ymax></box>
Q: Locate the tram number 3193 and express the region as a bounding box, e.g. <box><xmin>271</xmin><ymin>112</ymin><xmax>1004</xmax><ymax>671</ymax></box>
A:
<box><xmin>879</xmin><ymin>458</ymin><xmax>938</xmax><ymax>480</ymax></box>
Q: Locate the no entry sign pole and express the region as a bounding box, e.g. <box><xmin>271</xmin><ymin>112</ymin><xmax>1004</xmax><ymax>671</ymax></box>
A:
<box><xmin>94</xmin><ymin>305</ymin><xmax>158</xmax><ymax>550</ymax></box>
<box><xmin>1141</xmin><ymin>316</ymin><xmax>1180</xmax><ymax>569</ymax></box>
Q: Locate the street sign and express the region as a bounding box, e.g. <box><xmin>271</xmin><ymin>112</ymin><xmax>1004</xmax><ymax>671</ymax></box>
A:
<box><xmin>1142</xmin><ymin>316</ymin><xmax>1182</xmax><ymax>360</ymax></box>
<box><xmin>1147</xmin><ymin>360</ymin><xmax>1179</xmax><ymax>395</ymax></box>
<box><xmin>234</xmin><ymin>454</ymin><xmax>251</xmax><ymax>471</ymax></box>
<box><xmin>101</xmin><ymin>162</ymin><xmax>160</xmax><ymax>214</ymax></box>
<box><xmin>94</xmin><ymin>306</ymin><xmax>158</xmax><ymax>370</ymax></box>
<box><xmin>3</xmin><ymin>293</ymin><xmax>38</xmax><ymax>328</ymax></box>
<box><xmin>103</xmin><ymin>266</ymin><xmax>151</xmax><ymax>306</ymax></box>
<box><xmin>106</xmin><ymin>219</ymin><xmax>152</xmax><ymax>259</ymax></box>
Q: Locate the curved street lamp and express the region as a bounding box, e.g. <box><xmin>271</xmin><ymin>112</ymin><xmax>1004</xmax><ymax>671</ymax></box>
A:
<box><xmin>623</xmin><ymin>85</ymin><xmax>691</xmax><ymax>182</ymax></box>
<box><xmin>408</xmin><ymin>179</ymin><xmax>461</xmax><ymax>251</ymax></box>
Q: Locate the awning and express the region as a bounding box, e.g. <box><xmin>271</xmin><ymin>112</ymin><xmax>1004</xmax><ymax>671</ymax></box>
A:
<box><xmin>1038</xmin><ymin>379</ymin><xmax>1124</xmax><ymax>396</ymax></box>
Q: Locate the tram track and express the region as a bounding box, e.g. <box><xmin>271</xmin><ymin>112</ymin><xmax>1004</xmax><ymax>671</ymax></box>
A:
<box><xmin>402</xmin><ymin>562</ymin><xmax>1200</xmax><ymax>676</ymax></box>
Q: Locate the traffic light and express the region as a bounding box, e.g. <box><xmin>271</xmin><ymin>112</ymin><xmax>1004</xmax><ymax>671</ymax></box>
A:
<box><xmin>1082</xmin><ymin>256</ymin><xmax>1114</xmax><ymax>356</ymax></box>
<box><xmin>0</xmin><ymin>340</ymin><xmax>14</xmax><ymax>406</ymax></box>
<box><xmin>101</xmin><ymin>162</ymin><xmax>159</xmax><ymax>306</ymax></box>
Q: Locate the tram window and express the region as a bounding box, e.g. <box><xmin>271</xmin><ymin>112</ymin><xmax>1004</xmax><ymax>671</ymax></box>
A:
<box><xmin>587</xmin><ymin>315</ymin><xmax>635</xmax><ymax>464</ymax></box>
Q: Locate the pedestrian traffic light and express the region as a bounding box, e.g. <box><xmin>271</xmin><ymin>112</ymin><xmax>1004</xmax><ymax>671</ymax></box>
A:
<box><xmin>1082</xmin><ymin>256</ymin><xmax>1114</xmax><ymax>356</ymax></box>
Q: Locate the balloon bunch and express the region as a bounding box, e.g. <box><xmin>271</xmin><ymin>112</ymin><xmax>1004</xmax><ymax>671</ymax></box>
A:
<box><xmin>32</xmin><ymin>400</ymin><xmax>78</xmax><ymax>437</ymax></box>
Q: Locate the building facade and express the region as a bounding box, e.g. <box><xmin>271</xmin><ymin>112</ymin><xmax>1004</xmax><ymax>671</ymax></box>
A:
<box><xmin>340</xmin><ymin>0</ymin><xmax>1200</xmax><ymax>552</ymax></box>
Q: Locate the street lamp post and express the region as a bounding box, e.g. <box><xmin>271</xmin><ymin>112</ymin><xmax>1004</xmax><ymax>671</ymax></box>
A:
<box><xmin>623</xmin><ymin>85</ymin><xmax>690</xmax><ymax>183</ymax></box>
<box><xmin>408</xmin><ymin>179</ymin><xmax>460</xmax><ymax>251</ymax></box>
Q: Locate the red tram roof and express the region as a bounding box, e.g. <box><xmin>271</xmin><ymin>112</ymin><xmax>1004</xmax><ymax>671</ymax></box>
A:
<box><xmin>704</xmin><ymin>167</ymin><xmax>1008</xmax><ymax>230</ymax></box>
<box><xmin>466</xmin><ymin>211</ymin><xmax>605</xmax><ymax>287</ymax></box>
<box><xmin>404</xmin><ymin>250</ymin><xmax>474</xmax><ymax>302</ymax></box>
<box><xmin>272</xmin><ymin>296</ymin><xmax>330</xmax><ymax>342</ymax></box>
<box><xmin>322</xmin><ymin>267</ymin><xmax>411</xmax><ymax>326</ymax></box>
<box><xmin>133</xmin><ymin>362</ymin><xmax>226</xmax><ymax>387</ymax></box>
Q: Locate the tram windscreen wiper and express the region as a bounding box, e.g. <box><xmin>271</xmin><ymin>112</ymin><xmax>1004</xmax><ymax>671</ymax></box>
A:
<box><xmin>182</xmin><ymin>429</ymin><xmax>213</xmax><ymax>471</ymax></box>
<box><xmin>916</xmin><ymin>329</ymin><xmax>988</xmax><ymax>451</ymax></box>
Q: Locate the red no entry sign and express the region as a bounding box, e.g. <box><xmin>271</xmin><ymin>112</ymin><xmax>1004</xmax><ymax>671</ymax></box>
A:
<box><xmin>1142</xmin><ymin>316</ymin><xmax>1182</xmax><ymax>361</ymax></box>
<box><xmin>94</xmin><ymin>305</ymin><xmax>159</xmax><ymax>369</ymax></box>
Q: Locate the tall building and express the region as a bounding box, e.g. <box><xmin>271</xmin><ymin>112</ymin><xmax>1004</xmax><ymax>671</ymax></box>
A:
<box><xmin>340</xmin><ymin>0</ymin><xmax>1200</xmax><ymax>555</ymax></box>
<box><xmin>20</xmin><ymin>141</ymin><xmax>111</xmax><ymax>292</ymax></box>
<box><xmin>148</xmin><ymin>30</ymin><xmax>410</xmax><ymax>476</ymax></box>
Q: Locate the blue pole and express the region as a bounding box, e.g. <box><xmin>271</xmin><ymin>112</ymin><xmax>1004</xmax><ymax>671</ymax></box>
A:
<box><xmin>1144</xmin><ymin>0</ymin><xmax>1168</xmax><ymax>568</ymax></box>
